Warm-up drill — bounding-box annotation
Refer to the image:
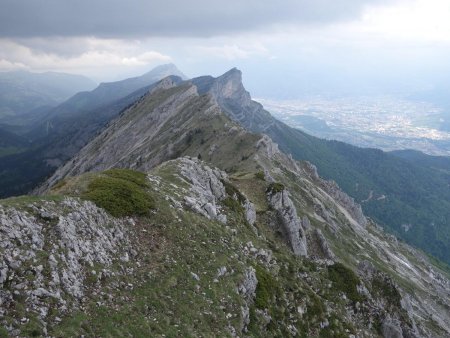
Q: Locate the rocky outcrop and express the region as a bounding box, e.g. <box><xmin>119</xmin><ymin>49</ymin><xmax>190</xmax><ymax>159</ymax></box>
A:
<box><xmin>238</xmin><ymin>267</ymin><xmax>258</xmax><ymax>303</ymax></box>
<box><xmin>178</xmin><ymin>157</ymin><xmax>228</xmax><ymax>223</ymax></box>
<box><xmin>256</xmin><ymin>135</ymin><xmax>280</xmax><ymax>159</ymax></box>
<box><xmin>244</xmin><ymin>199</ymin><xmax>256</xmax><ymax>226</ymax></box>
<box><xmin>382</xmin><ymin>315</ymin><xmax>403</xmax><ymax>338</ymax></box>
<box><xmin>320</xmin><ymin>179</ymin><xmax>367</xmax><ymax>227</ymax></box>
<box><xmin>267</xmin><ymin>187</ymin><xmax>307</xmax><ymax>256</ymax></box>
<box><xmin>0</xmin><ymin>198</ymin><xmax>132</xmax><ymax>335</ymax></box>
<box><xmin>238</xmin><ymin>267</ymin><xmax>258</xmax><ymax>333</ymax></box>
<box><xmin>314</xmin><ymin>229</ymin><xmax>335</xmax><ymax>260</ymax></box>
<box><xmin>304</xmin><ymin>161</ymin><xmax>367</xmax><ymax>227</ymax></box>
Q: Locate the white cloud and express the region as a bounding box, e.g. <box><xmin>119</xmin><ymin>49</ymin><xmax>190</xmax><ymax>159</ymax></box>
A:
<box><xmin>342</xmin><ymin>0</ymin><xmax>450</xmax><ymax>43</ymax></box>
<box><xmin>194</xmin><ymin>43</ymin><xmax>269</xmax><ymax>61</ymax></box>
<box><xmin>0</xmin><ymin>59</ymin><xmax>28</xmax><ymax>70</ymax></box>
<box><xmin>0</xmin><ymin>38</ymin><xmax>171</xmax><ymax>80</ymax></box>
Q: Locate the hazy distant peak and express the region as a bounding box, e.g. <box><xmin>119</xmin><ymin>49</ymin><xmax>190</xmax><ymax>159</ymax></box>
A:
<box><xmin>221</xmin><ymin>67</ymin><xmax>241</xmax><ymax>77</ymax></box>
<box><xmin>142</xmin><ymin>63</ymin><xmax>187</xmax><ymax>80</ymax></box>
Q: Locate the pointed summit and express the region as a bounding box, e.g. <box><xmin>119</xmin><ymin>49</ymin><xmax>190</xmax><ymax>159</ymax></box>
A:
<box><xmin>192</xmin><ymin>68</ymin><xmax>273</xmax><ymax>131</ymax></box>
<box><xmin>212</xmin><ymin>67</ymin><xmax>248</xmax><ymax>100</ymax></box>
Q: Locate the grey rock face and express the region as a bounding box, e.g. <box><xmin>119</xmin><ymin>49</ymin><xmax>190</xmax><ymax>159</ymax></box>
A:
<box><xmin>244</xmin><ymin>199</ymin><xmax>256</xmax><ymax>226</ymax></box>
<box><xmin>178</xmin><ymin>157</ymin><xmax>228</xmax><ymax>223</ymax></box>
<box><xmin>358</xmin><ymin>260</ymin><xmax>377</xmax><ymax>279</ymax></box>
<box><xmin>302</xmin><ymin>216</ymin><xmax>311</xmax><ymax>230</ymax></box>
<box><xmin>256</xmin><ymin>135</ymin><xmax>280</xmax><ymax>159</ymax></box>
<box><xmin>238</xmin><ymin>267</ymin><xmax>258</xmax><ymax>333</ymax></box>
<box><xmin>382</xmin><ymin>315</ymin><xmax>403</xmax><ymax>338</ymax></box>
<box><xmin>192</xmin><ymin>68</ymin><xmax>274</xmax><ymax>132</ymax></box>
<box><xmin>0</xmin><ymin>198</ymin><xmax>131</xmax><ymax>330</ymax></box>
<box><xmin>39</xmin><ymin>80</ymin><xmax>200</xmax><ymax>192</ymax></box>
<box><xmin>177</xmin><ymin>157</ymin><xmax>258</xmax><ymax>227</ymax></box>
<box><xmin>267</xmin><ymin>188</ymin><xmax>307</xmax><ymax>256</ymax></box>
<box><xmin>321</xmin><ymin>180</ymin><xmax>367</xmax><ymax>227</ymax></box>
<box><xmin>238</xmin><ymin>267</ymin><xmax>258</xmax><ymax>302</ymax></box>
<box><xmin>314</xmin><ymin>229</ymin><xmax>335</xmax><ymax>260</ymax></box>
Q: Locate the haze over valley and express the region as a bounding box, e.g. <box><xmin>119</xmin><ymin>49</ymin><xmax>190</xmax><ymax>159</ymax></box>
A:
<box><xmin>260</xmin><ymin>96</ymin><xmax>450</xmax><ymax>155</ymax></box>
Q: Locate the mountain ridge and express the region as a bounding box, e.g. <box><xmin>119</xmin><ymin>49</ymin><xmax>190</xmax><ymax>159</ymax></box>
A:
<box><xmin>0</xmin><ymin>70</ymin><xmax>96</xmax><ymax>122</ymax></box>
<box><xmin>186</xmin><ymin>69</ymin><xmax>450</xmax><ymax>265</ymax></box>
<box><xmin>0</xmin><ymin>65</ymin><xmax>186</xmax><ymax>198</ymax></box>
<box><xmin>17</xmin><ymin>72</ymin><xmax>450</xmax><ymax>336</ymax></box>
<box><xmin>36</xmin><ymin>68</ymin><xmax>450</xmax><ymax>266</ymax></box>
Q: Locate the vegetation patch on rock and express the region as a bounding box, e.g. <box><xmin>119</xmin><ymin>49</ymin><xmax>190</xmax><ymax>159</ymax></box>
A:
<box><xmin>254</xmin><ymin>264</ymin><xmax>278</xmax><ymax>310</ymax></box>
<box><xmin>266</xmin><ymin>182</ymin><xmax>285</xmax><ymax>195</ymax></box>
<box><xmin>82</xmin><ymin>168</ymin><xmax>154</xmax><ymax>217</ymax></box>
<box><xmin>327</xmin><ymin>262</ymin><xmax>364</xmax><ymax>303</ymax></box>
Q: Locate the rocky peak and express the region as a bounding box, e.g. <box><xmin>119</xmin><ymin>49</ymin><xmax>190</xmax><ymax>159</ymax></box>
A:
<box><xmin>190</xmin><ymin>69</ymin><xmax>273</xmax><ymax>132</ymax></box>
<box><xmin>141</xmin><ymin>63</ymin><xmax>187</xmax><ymax>81</ymax></box>
<box><xmin>211</xmin><ymin>68</ymin><xmax>250</xmax><ymax>101</ymax></box>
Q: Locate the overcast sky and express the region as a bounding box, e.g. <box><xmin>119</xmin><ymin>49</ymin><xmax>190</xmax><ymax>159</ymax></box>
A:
<box><xmin>1</xmin><ymin>0</ymin><xmax>450</xmax><ymax>98</ymax></box>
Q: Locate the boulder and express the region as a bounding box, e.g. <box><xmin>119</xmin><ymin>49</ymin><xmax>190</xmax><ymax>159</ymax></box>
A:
<box><xmin>267</xmin><ymin>188</ymin><xmax>307</xmax><ymax>256</ymax></box>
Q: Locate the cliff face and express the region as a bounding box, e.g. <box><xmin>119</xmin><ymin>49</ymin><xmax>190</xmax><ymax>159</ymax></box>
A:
<box><xmin>3</xmin><ymin>75</ymin><xmax>449</xmax><ymax>336</ymax></box>
<box><xmin>192</xmin><ymin>68</ymin><xmax>275</xmax><ymax>132</ymax></box>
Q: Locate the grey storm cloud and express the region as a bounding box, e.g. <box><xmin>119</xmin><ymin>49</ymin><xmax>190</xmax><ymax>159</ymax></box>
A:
<box><xmin>0</xmin><ymin>0</ymin><xmax>388</xmax><ymax>38</ymax></box>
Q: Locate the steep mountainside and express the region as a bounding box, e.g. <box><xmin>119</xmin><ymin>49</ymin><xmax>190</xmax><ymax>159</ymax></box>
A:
<box><xmin>4</xmin><ymin>76</ymin><xmax>449</xmax><ymax>337</ymax></box>
<box><xmin>0</xmin><ymin>70</ymin><xmax>96</xmax><ymax>122</ymax></box>
<box><xmin>0</xmin><ymin>65</ymin><xmax>185</xmax><ymax>199</ymax></box>
<box><xmin>0</xmin><ymin>126</ymin><xmax>30</xmax><ymax>158</ymax></box>
<box><xmin>27</xmin><ymin>63</ymin><xmax>186</xmax><ymax>141</ymax></box>
<box><xmin>390</xmin><ymin>149</ymin><xmax>450</xmax><ymax>174</ymax></box>
<box><xmin>190</xmin><ymin>69</ymin><xmax>450</xmax><ymax>265</ymax></box>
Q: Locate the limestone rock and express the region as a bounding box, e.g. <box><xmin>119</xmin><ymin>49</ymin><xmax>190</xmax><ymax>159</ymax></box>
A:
<box><xmin>238</xmin><ymin>267</ymin><xmax>258</xmax><ymax>333</ymax></box>
<box><xmin>267</xmin><ymin>188</ymin><xmax>307</xmax><ymax>256</ymax></box>
<box><xmin>382</xmin><ymin>315</ymin><xmax>403</xmax><ymax>338</ymax></box>
<box><xmin>179</xmin><ymin>157</ymin><xmax>228</xmax><ymax>223</ymax></box>
<box><xmin>244</xmin><ymin>200</ymin><xmax>256</xmax><ymax>226</ymax></box>
<box><xmin>314</xmin><ymin>229</ymin><xmax>335</xmax><ymax>260</ymax></box>
<box><xmin>238</xmin><ymin>267</ymin><xmax>258</xmax><ymax>302</ymax></box>
<box><xmin>302</xmin><ymin>216</ymin><xmax>311</xmax><ymax>230</ymax></box>
<box><xmin>0</xmin><ymin>198</ymin><xmax>131</xmax><ymax>332</ymax></box>
<box><xmin>256</xmin><ymin>135</ymin><xmax>280</xmax><ymax>159</ymax></box>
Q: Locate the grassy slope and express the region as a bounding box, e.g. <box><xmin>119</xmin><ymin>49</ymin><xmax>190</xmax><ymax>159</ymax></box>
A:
<box><xmin>266</xmin><ymin>122</ymin><xmax>450</xmax><ymax>264</ymax></box>
<box><xmin>1</xmin><ymin>161</ymin><xmax>418</xmax><ymax>337</ymax></box>
<box><xmin>37</xmin><ymin>167</ymin><xmax>365</xmax><ymax>336</ymax></box>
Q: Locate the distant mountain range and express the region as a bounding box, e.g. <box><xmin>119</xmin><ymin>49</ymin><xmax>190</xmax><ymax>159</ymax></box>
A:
<box><xmin>1</xmin><ymin>65</ymin><xmax>450</xmax><ymax>267</ymax></box>
<box><xmin>0</xmin><ymin>70</ymin><xmax>96</xmax><ymax>123</ymax></box>
<box><xmin>0</xmin><ymin>64</ymin><xmax>186</xmax><ymax>197</ymax></box>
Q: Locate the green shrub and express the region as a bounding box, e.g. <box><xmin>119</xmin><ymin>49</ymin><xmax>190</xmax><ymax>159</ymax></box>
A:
<box><xmin>266</xmin><ymin>182</ymin><xmax>285</xmax><ymax>194</ymax></box>
<box><xmin>222</xmin><ymin>197</ymin><xmax>244</xmax><ymax>213</ymax></box>
<box><xmin>0</xmin><ymin>325</ymin><xmax>9</xmax><ymax>338</ymax></box>
<box><xmin>327</xmin><ymin>263</ymin><xmax>364</xmax><ymax>303</ymax></box>
<box><xmin>254</xmin><ymin>265</ymin><xmax>277</xmax><ymax>309</ymax></box>
<box><xmin>221</xmin><ymin>179</ymin><xmax>246</xmax><ymax>203</ymax></box>
<box><xmin>371</xmin><ymin>276</ymin><xmax>402</xmax><ymax>308</ymax></box>
<box><xmin>255</xmin><ymin>171</ymin><xmax>265</xmax><ymax>181</ymax></box>
<box><xmin>306</xmin><ymin>294</ymin><xmax>326</xmax><ymax>319</ymax></box>
<box><xmin>82</xmin><ymin>169</ymin><xmax>154</xmax><ymax>217</ymax></box>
